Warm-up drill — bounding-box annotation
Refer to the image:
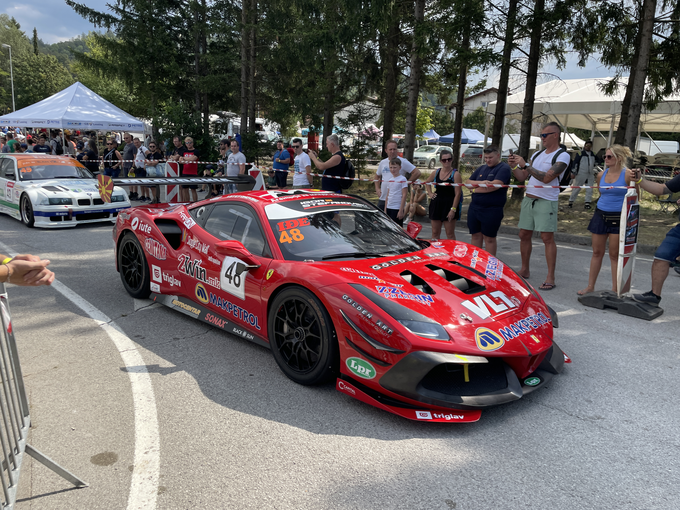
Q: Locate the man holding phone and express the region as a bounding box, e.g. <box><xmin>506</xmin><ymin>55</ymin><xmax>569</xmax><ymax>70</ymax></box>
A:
<box><xmin>627</xmin><ymin>167</ymin><xmax>680</xmax><ymax>306</ymax></box>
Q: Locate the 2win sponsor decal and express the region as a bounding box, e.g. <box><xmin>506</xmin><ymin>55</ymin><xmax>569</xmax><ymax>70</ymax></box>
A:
<box><xmin>461</xmin><ymin>290</ymin><xmax>517</xmax><ymax>320</ymax></box>
<box><xmin>145</xmin><ymin>237</ymin><xmax>167</xmax><ymax>260</ymax></box>
<box><xmin>177</xmin><ymin>255</ymin><xmax>219</xmax><ymax>288</ymax></box>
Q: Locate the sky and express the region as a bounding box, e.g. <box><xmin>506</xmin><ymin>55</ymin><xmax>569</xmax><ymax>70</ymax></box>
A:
<box><xmin>3</xmin><ymin>0</ymin><xmax>111</xmax><ymax>44</ymax></box>
<box><xmin>2</xmin><ymin>0</ymin><xmax>617</xmax><ymax>85</ymax></box>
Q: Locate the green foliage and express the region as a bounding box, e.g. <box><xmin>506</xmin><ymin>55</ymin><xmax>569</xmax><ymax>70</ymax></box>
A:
<box><xmin>431</xmin><ymin>108</ymin><xmax>456</xmax><ymax>136</ymax></box>
<box><xmin>12</xmin><ymin>53</ymin><xmax>74</xmax><ymax>109</ymax></box>
<box><xmin>463</xmin><ymin>106</ymin><xmax>486</xmax><ymax>131</ymax></box>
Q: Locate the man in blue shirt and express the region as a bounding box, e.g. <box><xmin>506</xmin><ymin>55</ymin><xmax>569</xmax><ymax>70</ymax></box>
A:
<box><xmin>464</xmin><ymin>145</ymin><xmax>511</xmax><ymax>256</ymax></box>
<box><xmin>272</xmin><ymin>140</ymin><xmax>290</xmax><ymax>189</ymax></box>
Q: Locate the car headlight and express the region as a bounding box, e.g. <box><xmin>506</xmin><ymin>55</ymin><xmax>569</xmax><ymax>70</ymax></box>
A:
<box><xmin>398</xmin><ymin>320</ymin><xmax>449</xmax><ymax>341</ymax></box>
<box><xmin>48</xmin><ymin>197</ymin><xmax>73</xmax><ymax>205</ymax></box>
<box><xmin>111</xmin><ymin>194</ymin><xmax>127</xmax><ymax>203</ymax></box>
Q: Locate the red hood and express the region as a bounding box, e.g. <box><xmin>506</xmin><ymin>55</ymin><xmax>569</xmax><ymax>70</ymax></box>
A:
<box><xmin>318</xmin><ymin>241</ymin><xmax>552</xmax><ymax>357</ymax></box>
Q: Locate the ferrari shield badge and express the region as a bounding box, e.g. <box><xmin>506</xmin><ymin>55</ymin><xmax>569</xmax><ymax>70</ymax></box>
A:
<box><xmin>97</xmin><ymin>174</ymin><xmax>114</xmax><ymax>203</ymax></box>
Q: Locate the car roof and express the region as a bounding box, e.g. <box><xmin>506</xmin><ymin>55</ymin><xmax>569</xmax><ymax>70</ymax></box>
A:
<box><xmin>0</xmin><ymin>154</ymin><xmax>86</xmax><ymax>169</ymax></box>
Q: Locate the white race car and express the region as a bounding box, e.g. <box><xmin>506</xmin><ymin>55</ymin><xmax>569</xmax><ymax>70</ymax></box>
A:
<box><xmin>0</xmin><ymin>153</ymin><xmax>130</xmax><ymax>228</ymax></box>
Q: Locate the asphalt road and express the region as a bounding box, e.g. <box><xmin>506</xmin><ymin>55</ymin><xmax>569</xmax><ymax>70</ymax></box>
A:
<box><xmin>3</xmin><ymin>212</ymin><xmax>679</xmax><ymax>510</ymax></box>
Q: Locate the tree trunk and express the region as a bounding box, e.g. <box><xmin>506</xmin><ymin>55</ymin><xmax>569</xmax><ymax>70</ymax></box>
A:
<box><xmin>451</xmin><ymin>32</ymin><xmax>469</xmax><ymax>171</ymax></box>
<box><xmin>512</xmin><ymin>0</ymin><xmax>544</xmax><ymax>202</ymax></box>
<box><xmin>381</xmin><ymin>17</ymin><xmax>400</xmax><ymax>157</ymax></box>
<box><xmin>240</xmin><ymin>0</ymin><xmax>249</xmax><ymax>133</ymax></box>
<box><xmin>404</xmin><ymin>0</ymin><xmax>425</xmax><ymax>162</ymax></box>
<box><xmin>323</xmin><ymin>73</ymin><xmax>335</xmax><ymax>148</ymax></box>
<box><xmin>491</xmin><ymin>0</ymin><xmax>518</xmax><ymax>147</ymax></box>
<box><xmin>614</xmin><ymin>0</ymin><xmax>656</xmax><ymax>151</ymax></box>
<box><xmin>248</xmin><ymin>0</ymin><xmax>257</xmax><ymax>133</ymax></box>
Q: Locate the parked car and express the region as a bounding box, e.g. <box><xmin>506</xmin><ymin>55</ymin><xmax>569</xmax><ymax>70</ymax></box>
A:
<box><xmin>460</xmin><ymin>144</ymin><xmax>485</xmax><ymax>160</ymax></box>
<box><xmin>413</xmin><ymin>145</ymin><xmax>449</xmax><ymax>168</ymax></box>
<box><xmin>0</xmin><ymin>153</ymin><xmax>130</xmax><ymax>228</ymax></box>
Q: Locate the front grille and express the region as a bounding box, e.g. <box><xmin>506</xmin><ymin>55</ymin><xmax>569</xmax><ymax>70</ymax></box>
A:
<box><xmin>420</xmin><ymin>358</ymin><xmax>508</xmax><ymax>396</ymax></box>
<box><xmin>77</xmin><ymin>199</ymin><xmax>90</xmax><ymax>206</ymax></box>
<box><xmin>50</xmin><ymin>216</ymin><xmax>64</xmax><ymax>222</ymax></box>
<box><xmin>76</xmin><ymin>212</ymin><xmax>110</xmax><ymax>221</ymax></box>
<box><xmin>93</xmin><ymin>198</ymin><xmax>104</xmax><ymax>205</ymax></box>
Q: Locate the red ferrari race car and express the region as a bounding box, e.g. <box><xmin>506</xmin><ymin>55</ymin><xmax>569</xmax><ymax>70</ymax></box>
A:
<box><xmin>113</xmin><ymin>189</ymin><xmax>568</xmax><ymax>423</ymax></box>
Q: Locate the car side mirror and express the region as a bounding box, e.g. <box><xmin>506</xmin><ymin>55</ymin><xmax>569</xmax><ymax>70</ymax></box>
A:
<box><xmin>214</xmin><ymin>240</ymin><xmax>261</xmax><ymax>268</ymax></box>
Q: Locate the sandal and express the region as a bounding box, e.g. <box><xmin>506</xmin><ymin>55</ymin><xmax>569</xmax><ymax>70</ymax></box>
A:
<box><xmin>584</xmin><ymin>203</ymin><xmax>592</xmax><ymax>210</ymax></box>
<box><xmin>539</xmin><ymin>282</ymin><xmax>556</xmax><ymax>290</ymax></box>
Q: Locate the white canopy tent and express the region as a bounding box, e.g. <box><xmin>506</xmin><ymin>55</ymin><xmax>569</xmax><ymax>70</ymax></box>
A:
<box><xmin>487</xmin><ymin>78</ymin><xmax>680</xmax><ymax>148</ymax></box>
<box><xmin>0</xmin><ymin>82</ymin><xmax>146</xmax><ymax>132</ymax></box>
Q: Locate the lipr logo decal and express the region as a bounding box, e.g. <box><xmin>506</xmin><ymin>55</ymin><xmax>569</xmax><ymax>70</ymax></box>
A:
<box><xmin>475</xmin><ymin>327</ymin><xmax>505</xmax><ymax>352</ymax></box>
<box><xmin>524</xmin><ymin>376</ymin><xmax>540</xmax><ymax>387</ymax></box>
<box><xmin>346</xmin><ymin>357</ymin><xmax>376</xmax><ymax>379</ymax></box>
<box><xmin>195</xmin><ymin>283</ymin><xmax>209</xmax><ymax>304</ymax></box>
<box><xmin>416</xmin><ymin>411</ymin><xmax>433</xmax><ymax>420</ymax></box>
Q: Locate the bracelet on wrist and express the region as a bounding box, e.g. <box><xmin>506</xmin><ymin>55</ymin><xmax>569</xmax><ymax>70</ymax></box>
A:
<box><xmin>635</xmin><ymin>177</ymin><xmax>643</xmax><ymax>184</ymax></box>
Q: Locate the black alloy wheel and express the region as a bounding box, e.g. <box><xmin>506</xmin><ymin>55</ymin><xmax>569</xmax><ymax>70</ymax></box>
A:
<box><xmin>268</xmin><ymin>287</ymin><xmax>338</xmax><ymax>385</ymax></box>
<box><xmin>20</xmin><ymin>195</ymin><xmax>35</xmax><ymax>227</ymax></box>
<box><xmin>118</xmin><ymin>232</ymin><xmax>151</xmax><ymax>299</ymax></box>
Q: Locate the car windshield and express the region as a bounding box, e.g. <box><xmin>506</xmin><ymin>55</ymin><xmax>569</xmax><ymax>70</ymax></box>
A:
<box><xmin>19</xmin><ymin>163</ymin><xmax>93</xmax><ymax>181</ymax></box>
<box><xmin>415</xmin><ymin>146</ymin><xmax>437</xmax><ymax>153</ymax></box>
<box><xmin>265</xmin><ymin>199</ymin><xmax>424</xmax><ymax>261</ymax></box>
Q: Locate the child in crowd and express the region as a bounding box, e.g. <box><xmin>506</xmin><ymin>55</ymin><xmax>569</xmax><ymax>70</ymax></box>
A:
<box><xmin>267</xmin><ymin>169</ymin><xmax>278</xmax><ymax>189</ymax></box>
<box><xmin>383</xmin><ymin>158</ymin><xmax>408</xmax><ymax>226</ymax></box>
<box><xmin>404</xmin><ymin>180</ymin><xmax>427</xmax><ymax>224</ymax></box>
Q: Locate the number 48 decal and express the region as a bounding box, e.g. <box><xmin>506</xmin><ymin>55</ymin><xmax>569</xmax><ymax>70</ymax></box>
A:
<box><xmin>279</xmin><ymin>228</ymin><xmax>304</xmax><ymax>244</ymax></box>
<box><xmin>220</xmin><ymin>256</ymin><xmax>248</xmax><ymax>300</ymax></box>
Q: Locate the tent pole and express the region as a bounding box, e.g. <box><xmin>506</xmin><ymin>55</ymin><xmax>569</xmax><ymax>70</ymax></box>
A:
<box><xmin>607</xmin><ymin>115</ymin><xmax>615</xmax><ymax>146</ymax></box>
<box><xmin>551</xmin><ymin>114</ymin><xmax>581</xmax><ymax>148</ymax></box>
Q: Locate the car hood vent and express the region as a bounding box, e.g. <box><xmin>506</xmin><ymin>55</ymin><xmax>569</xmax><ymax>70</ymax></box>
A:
<box><xmin>426</xmin><ymin>264</ymin><xmax>485</xmax><ymax>295</ymax></box>
<box><xmin>42</xmin><ymin>186</ymin><xmax>63</xmax><ymax>192</ymax></box>
<box><xmin>399</xmin><ymin>270</ymin><xmax>435</xmax><ymax>294</ymax></box>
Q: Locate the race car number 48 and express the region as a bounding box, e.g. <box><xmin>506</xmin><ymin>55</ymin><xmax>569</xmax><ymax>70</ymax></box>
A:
<box><xmin>220</xmin><ymin>256</ymin><xmax>248</xmax><ymax>300</ymax></box>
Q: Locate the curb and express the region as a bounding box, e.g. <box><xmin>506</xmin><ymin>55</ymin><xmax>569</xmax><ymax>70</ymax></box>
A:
<box><xmin>495</xmin><ymin>225</ymin><xmax>659</xmax><ymax>255</ymax></box>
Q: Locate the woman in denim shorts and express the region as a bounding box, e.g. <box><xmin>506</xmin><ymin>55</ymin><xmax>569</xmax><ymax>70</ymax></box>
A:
<box><xmin>578</xmin><ymin>145</ymin><xmax>640</xmax><ymax>295</ymax></box>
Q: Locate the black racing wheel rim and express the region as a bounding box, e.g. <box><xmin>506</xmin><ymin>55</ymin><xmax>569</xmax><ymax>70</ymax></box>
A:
<box><xmin>21</xmin><ymin>196</ymin><xmax>33</xmax><ymax>224</ymax></box>
<box><xmin>273</xmin><ymin>297</ymin><xmax>324</xmax><ymax>374</ymax></box>
<box><xmin>120</xmin><ymin>238</ymin><xmax>144</xmax><ymax>292</ymax></box>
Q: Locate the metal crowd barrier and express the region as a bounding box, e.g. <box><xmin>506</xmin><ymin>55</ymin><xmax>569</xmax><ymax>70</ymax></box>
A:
<box><xmin>0</xmin><ymin>282</ymin><xmax>87</xmax><ymax>509</ymax></box>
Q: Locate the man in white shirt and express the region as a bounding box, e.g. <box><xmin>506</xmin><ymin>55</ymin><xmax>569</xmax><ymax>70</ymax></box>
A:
<box><xmin>374</xmin><ymin>139</ymin><xmax>421</xmax><ymax>211</ymax></box>
<box><xmin>225</xmin><ymin>139</ymin><xmax>246</xmax><ymax>194</ymax></box>
<box><xmin>291</xmin><ymin>138</ymin><xmax>312</xmax><ymax>188</ymax></box>
<box><xmin>509</xmin><ymin>122</ymin><xmax>571</xmax><ymax>291</ymax></box>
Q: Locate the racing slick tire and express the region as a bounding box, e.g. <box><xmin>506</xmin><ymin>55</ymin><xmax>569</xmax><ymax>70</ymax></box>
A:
<box><xmin>268</xmin><ymin>287</ymin><xmax>339</xmax><ymax>386</ymax></box>
<box><xmin>118</xmin><ymin>231</ymin><xmax>151</xmax><ymax>299</ymax></box>
<box><xmin>20</xmin><ymin>195</ymin><xmax>35</xmax><ymax>227</ymax></box>
<box><xmin>428</xmin><ymin>158</ymin><xmax>435</xmax><ymax>169</ymax></box>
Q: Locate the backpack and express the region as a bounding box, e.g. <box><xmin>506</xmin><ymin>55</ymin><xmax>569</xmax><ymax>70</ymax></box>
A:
<box><xmin>54</xmin><ymin>138</ymin><xmax>64</xmax><ymax>155</ymax></box>
<box><xmin>340</xmin><ymin>159</ymin><xmax>355</xmax><ymax>190</ymax></box>
<box><xmin>286</xmin><ymin>147</ymin><xmax>295</xmax><ymax>167</ymax></box>
<box><xmin>531</xmin><ymin>147</ymin><xmax>573</xmax><ymax>188</ymax></box>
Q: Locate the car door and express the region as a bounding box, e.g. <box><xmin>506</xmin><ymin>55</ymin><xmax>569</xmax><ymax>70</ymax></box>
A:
<box><xmin>0</xmin><ymin>158</ymin><xmax>18</xmax><ymax>217</ymax></box>
<box><xmin>198</xmin><ymin>202</ymin><xmax>273</xmax><ymax>339</ymax></box>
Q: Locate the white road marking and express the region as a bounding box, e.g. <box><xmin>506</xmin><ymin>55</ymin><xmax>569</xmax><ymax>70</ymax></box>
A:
<box><xmin>0</xmin><ymin>243</ymin><xmax>159</xmax><ymax>510</ymax></box>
